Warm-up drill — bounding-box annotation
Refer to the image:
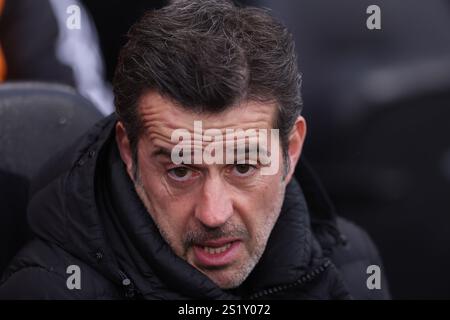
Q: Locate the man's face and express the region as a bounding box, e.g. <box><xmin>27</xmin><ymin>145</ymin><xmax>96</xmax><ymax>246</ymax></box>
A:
<box><xmin>116</xmin><ymin>91</ymin><xmax>305</xmax><ymax>289</ymax></box>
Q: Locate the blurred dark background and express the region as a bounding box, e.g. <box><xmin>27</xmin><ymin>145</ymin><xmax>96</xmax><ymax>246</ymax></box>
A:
<box><xmin>260</xmin><ymin>0</ymin><xmax>450</xmax><ymax>299</ymax></box>
<box><xmin>1</xmin><ymin>0</ymin><xmax>449</xmax><ymax>299</ymax></box>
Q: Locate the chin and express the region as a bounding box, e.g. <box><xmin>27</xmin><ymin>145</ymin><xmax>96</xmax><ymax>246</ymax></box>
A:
<box><xmin>201</xmin><ymin>262</ymin><xmax>254</xmax><ymax>289</ymax></box>
<box><xmin>208</xmin><ymin>272</ymin><xmax>246</xmax><ymax>289</ymax></box>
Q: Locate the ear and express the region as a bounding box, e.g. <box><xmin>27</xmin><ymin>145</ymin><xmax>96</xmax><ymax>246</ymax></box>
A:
<box><xmin>115</xmin><ymin>121</ymin><xmax>135</xmax><ymax>180</ymax></box>
<box><xmin>285</xmin><ymin>116</ymin><xmax>307</xmax><ymax>183</ymax></box>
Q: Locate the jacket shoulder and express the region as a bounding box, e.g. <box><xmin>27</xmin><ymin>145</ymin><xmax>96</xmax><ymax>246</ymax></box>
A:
<box><xmin>331</xmin><ymin>217</ymin><xmax>391</xmax><ymax>299</ymax></box>
<box><xmin>0</xmin><ymin>239</ymin><xmax>121</xmax><ymax>299</ymax></box>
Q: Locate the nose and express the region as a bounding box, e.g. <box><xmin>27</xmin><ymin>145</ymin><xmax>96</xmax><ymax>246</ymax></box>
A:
<box><xmin>194</xmin><ymin>176</ymin><xmax>233</xmax><ymax>228</ymax></box>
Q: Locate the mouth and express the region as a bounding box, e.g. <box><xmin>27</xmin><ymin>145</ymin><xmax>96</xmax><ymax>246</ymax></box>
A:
<box><xmin>192</xmin><ymin>238</ymin><xmax>242</xmax><ymax>268</ymax></box>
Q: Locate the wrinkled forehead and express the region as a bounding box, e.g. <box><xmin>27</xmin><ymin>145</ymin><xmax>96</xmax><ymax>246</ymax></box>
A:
<box><xmin>137</xmin><ymin>91</ymin><xmax>278</xmax><ymax>150</ymax></box>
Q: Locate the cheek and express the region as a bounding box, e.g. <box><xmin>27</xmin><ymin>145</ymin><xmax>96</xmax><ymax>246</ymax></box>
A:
<box><xmin>138</xmin><ymin>164</ymin><xmax>195</xmax><ymax>245</ymax></box>
<box><xmin>144</xmin><ymin>176</ymin><xmax>192</xmax><ymax>222</ymax></box>
<box><xmin>234</xmin><ymin>175</ymin><xmax>285</xmax><ymax>239</ymax></box>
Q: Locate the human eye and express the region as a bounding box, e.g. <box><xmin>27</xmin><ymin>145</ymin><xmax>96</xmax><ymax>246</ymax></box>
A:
<box><xmin>231</xmin><ymin>164</ymin><xmax>258</xmax><ymax>177</ymax></box>
<box><xmin>167</xmin><ymin>166</ymin><xmax>198</xmax><ymax>182</ymax></box>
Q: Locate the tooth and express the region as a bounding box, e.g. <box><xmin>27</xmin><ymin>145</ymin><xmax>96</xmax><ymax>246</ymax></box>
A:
<box><xmin>203</xmin><ymin>243</ymin><xmax>232</xmax><ymax>254</ymax></box>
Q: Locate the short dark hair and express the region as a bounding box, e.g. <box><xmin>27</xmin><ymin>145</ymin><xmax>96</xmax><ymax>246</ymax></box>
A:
<box><xmin>113</xmin><ymin>0</ymin><xmax>303</xmax><ymax>170</ymax></box>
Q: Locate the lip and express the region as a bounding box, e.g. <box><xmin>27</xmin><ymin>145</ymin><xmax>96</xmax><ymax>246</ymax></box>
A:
<box><xmin>192</xmin><ymin>239</ymin><xmax>242</xmax><ymax>268</ymax></box>
<box><xmin>200</xmin><ymin>238</ymin><xmax>240</xmax><ymax>247</ymax></box>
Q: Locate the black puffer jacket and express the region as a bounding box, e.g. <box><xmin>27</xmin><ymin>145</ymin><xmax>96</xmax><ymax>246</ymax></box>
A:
<box><xmin>0</xmin><ymin>115</ymin><xmax>390</xmax><ymax>299</ymax></box>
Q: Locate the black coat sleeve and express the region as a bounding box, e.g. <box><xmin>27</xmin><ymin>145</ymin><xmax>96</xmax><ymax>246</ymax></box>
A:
<box><xmin>0</xmin><ymin>266</ymin><xmax>84</xmax><ymax>299</ymax></box>
<box><xmin>0</xmin><ymin>240</ymin><xmax>122</xmax><ymax>300</ymax></box>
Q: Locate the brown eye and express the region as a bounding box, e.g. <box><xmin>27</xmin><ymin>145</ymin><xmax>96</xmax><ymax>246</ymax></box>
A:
<box><xmin>235</xmin><ymin>164</ymin><xmax>250</xmax><ymax>174</ymax></box>
<box><xmin>232</xmin><ymin>164</ymin><xmax>256</xmax><ymax>177</ymax></box>
<box><xmin>167</xmin><ymin>166</ymin><xmax>195</xmax><ymax>182</ymax></box>
<box><xmin>173</xmin><ymin>167</ymin><xmax>189</xmax><ymax>177</ymax></box>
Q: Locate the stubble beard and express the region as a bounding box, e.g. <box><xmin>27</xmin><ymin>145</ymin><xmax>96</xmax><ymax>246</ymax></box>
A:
<box><xmin>131</xmin><ymin>166</ymin><xmax>286</xmax><ymax>289</ymax></box>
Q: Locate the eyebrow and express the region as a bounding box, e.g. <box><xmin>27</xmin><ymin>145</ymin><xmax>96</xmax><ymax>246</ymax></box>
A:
<box><xmin>152</xmin><ymin>147</ymin><xmax>200</xmax><ymax>160</ymax></box>
<box><xmin>152</xmin><ymin>147</ymin><xmax>172</xmax><ymax>158</ymax></box>
<box><xmin>152</xmin><ymin>145</ymin><xmax>270</xmax><ymax>162</ymax></box>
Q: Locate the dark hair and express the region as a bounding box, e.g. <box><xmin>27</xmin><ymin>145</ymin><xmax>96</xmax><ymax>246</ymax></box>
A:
<box><xmin>113</xmin><ymin>0</ymin><xmax>303</xmax><ymax>170</ymax></box>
